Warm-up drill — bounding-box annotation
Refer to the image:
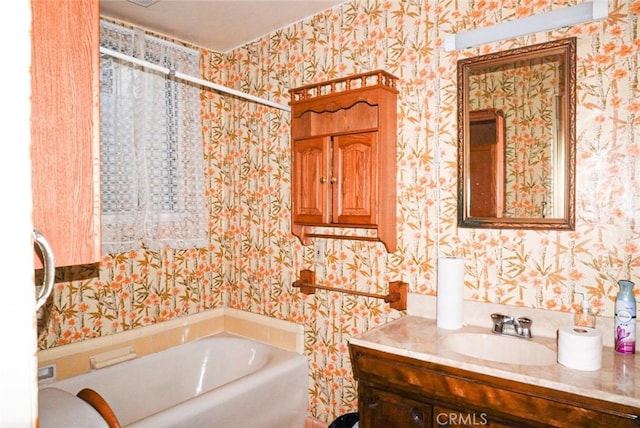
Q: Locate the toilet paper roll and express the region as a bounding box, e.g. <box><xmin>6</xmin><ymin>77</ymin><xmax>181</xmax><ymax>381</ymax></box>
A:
<box><xmin>437</xmin><ymin>257</ymin><xmax>464</xmax><ymax>329</ymax></box>
<box><xmin>557</xmin><ymin>326</ymin><xmax>603</xmax><ymax>371</ymax></box>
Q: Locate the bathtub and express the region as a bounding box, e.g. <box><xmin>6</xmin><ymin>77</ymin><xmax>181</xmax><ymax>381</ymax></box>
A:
<box><xmin>39</xmin><ymin>333</ymin><xmax>309</xmax><ymax>428</ymax></box>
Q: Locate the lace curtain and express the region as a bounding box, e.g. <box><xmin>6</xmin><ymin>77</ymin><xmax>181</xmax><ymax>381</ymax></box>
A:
<box><xmin>100</xmin><ymin>21</ymin><xmax>207</xmax><ymax>253</ymax></box>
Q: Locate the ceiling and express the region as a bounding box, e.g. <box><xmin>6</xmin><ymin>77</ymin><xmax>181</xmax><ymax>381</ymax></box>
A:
<box><xmin>100</xmin><ymin>0</ymin><xmax>347</xmax><ymax>53</ymax></box>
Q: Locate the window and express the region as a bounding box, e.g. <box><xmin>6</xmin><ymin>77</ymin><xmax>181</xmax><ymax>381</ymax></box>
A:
<box><xmin>100</xmin><ymin>21</ymin><xmax>207</xmax><ymax>253</ymax></box>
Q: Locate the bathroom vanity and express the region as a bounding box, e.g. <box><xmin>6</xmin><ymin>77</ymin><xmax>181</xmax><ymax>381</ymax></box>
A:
<box><xmin>349</xmin><ymin>316</ymin><xmax>639</xmax><ymax>427</ymax></box>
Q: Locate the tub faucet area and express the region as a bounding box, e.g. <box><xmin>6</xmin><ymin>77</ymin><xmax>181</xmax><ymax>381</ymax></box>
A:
<box><xmin>491</xmin><ymin>313</ymin><xmax>533</xmax><ymax>339</ymax></box>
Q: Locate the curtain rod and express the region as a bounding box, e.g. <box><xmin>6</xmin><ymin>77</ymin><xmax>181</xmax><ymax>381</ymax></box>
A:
<box><xmin>99</xmin><ymin>46</ymin><xmax>291</xmax><ymax>112</ymax></box>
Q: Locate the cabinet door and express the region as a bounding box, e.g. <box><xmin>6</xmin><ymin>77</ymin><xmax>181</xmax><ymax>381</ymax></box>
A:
<box><xmin>31</xmin><ymin>0</ymin><xmax>101</xmax><ymax>268</ymax></box>
<box><xmin>333</xmin><ymin>132</ymin><xmax>377</xmax><ymax>225</ymax></box>
<box><xmin>360</xmin><ymin>385</ymin><xmax>431</xmax><ymax>428</ymax></box>
<box><xmin>292</xmin><ymin>136</ymin><xmax>331</xmax><ymax>224</ymax></box>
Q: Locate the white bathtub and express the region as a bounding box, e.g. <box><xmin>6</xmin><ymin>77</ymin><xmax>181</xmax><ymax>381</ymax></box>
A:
<box><xmin>39</xmin><ymin>333</ymin><xmax>309</xmax><ymax>428</ymax></box>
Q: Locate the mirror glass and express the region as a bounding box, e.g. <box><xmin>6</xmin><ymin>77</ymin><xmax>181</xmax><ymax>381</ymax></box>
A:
<box><xmin>457</xmin><ymin>38</ymin><xmax>576</xmax><ymax>229</ymax></box>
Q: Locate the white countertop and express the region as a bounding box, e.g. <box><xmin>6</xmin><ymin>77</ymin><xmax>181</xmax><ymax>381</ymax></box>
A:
<box><xmin>349</xmin><ymin>316</ymin><xmax>640</xmax><ymax>408</ymax></box>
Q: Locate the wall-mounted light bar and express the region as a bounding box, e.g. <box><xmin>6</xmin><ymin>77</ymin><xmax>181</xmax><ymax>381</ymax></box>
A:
<box><xmin>444</xmin><ymin>0</ymin><xmax>608</xmax><ymax>51</ymax></box>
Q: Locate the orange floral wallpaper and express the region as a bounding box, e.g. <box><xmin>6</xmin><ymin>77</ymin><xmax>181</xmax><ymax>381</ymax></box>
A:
<box><xmin>39</xmin><ymin>0</ymin><xmax>640</xmax><ymax>423</ymax></box>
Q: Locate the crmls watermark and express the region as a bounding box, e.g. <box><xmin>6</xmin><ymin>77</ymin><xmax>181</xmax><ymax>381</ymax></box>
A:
<box><xmin>436</xmin><ymin>412</ymin><xmax>489</xmax><ymax>426</ymax></box>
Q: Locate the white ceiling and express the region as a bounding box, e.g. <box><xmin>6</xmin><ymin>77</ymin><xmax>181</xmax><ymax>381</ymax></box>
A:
<box><xmin>100</xmin><ymin>0</ymin><xmax>347</xmax><ymax>53</ymax></box>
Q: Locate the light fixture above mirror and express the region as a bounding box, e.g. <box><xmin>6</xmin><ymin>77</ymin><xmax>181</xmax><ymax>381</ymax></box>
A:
<box><xmin>445</xmin><ymin>0</ymin><xmax>608</xmax><ymax>51</ymax></box>
<box><xmin>457</xmin><ymin>38</ymin><xmax>576</xmax><ymax>230</ymax></box>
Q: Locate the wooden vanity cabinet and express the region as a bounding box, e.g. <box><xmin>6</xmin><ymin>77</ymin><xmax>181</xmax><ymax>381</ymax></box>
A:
<box><xmin>31</xmin><ymin>0</ymin><xmax>101</xmax><ymax>268</ymax></box>
<box><xmin>289</xmin><ymin>71</ymin><xmax>398</xmax><ymax>252</ymax></box>
<box><xmin>350</xmin><ymin>343</ymin><xmax>640</xmax><ymax>428</ymax></box>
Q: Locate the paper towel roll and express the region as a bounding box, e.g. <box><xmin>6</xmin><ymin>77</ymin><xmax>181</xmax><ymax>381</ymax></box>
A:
<box><xmin>437</xmin><ymin>257</ymin><xmax>464</xmax><ymax>329</ymax></box>
<box><xmin>557</xmin><ymin>326</ymin><xmax>603</xmax><ymax>371</ymax></box>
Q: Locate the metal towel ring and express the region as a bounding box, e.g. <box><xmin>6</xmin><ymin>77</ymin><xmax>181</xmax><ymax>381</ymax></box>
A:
<box><xmin>33</xmin><ymin>229</ymin><xmax>55</xmax><ymax>310</ymax></box>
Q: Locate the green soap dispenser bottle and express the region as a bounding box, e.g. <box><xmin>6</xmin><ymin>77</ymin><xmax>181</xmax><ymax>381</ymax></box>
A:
<box><xmin>615</xmin><ymin>280</ymin><xmax>636</xmax><ymax>354</ymax></box>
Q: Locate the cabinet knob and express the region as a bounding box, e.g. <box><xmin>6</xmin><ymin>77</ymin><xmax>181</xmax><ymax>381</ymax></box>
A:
<box><xmin>411</xmin><ymin>409</ymin><xmax>424</xmax><ymax>424</ymax></box>
<box><xmin>320</xmin><ymin>177</ymin><xmax>327</xmax><ymax>184</ymax></box>
<box><xmin>330</xmin><ymin>177</ymin><xmax>337</xmax><ymax>184</ymax></box>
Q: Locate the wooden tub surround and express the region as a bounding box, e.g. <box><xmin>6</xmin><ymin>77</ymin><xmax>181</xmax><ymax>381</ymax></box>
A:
<box><xmin>349</xmin><ymin>316</ymin><xmax>640</xmax><ymax>428</ymax></box>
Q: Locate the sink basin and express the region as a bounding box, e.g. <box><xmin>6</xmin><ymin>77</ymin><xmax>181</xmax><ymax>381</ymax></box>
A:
<box><xmin>442</xmin><ymin>332</ymin><xmax>557</xmax><ymax>366</ymax></box>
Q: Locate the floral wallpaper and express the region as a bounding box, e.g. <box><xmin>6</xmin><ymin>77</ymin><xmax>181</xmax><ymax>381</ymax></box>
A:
<box><xmin>39</xmin><ymin>0</ymin><xmax>640</xmax><ymax>423</ymax></box>
<box><xmin>469</xmin><ymin>57</ymin><xmax>559</xmax><ymax>217</ymax></box>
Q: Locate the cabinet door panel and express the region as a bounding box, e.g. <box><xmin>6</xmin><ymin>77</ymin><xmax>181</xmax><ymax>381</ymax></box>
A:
<box><xmin>292</xmin><ymin>137</ymin><xmax>330</xmax><ymax>224</ymax></box>
<box><xmin>333</xmin><ymin>132</ymin><xmax>377</xmax><ymax>225</ymax></box>
<box><xmin>31</xmin><ymin>0</ymin><xmax>101</xmax><ymax>268</ymax></box>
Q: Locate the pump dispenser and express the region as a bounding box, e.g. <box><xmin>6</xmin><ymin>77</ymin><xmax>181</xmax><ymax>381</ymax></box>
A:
<box><xmin>574</xmin><ymin>292</ymin><xmax>596</xmax><ymax>328</ymax></box>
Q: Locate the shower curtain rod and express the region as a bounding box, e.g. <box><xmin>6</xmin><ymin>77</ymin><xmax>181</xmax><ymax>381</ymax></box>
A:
<box><xmin>99</xmin><ymin>46</ymin><xmax>291</xmax><ymax>112</ymax></box>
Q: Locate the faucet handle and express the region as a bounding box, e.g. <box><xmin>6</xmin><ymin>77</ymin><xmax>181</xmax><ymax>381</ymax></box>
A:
<box><xmin>490</xmin><ymin>313</ymin><xmax>504</xmax><ymax>324</ymax></box>
<box><xmin>517</xmin><ymin>317</ymin><xmax>532</xmax><ymax>338</ymax></box>
<box><xmin>490</xmin><ymin>313</ymin><xmax>505</xmax><ymax>333</ymax></box>
<box><xmin>517</xmin><ymin>317</ymin><xmax>532</xmax><ymax>327</ymax></box>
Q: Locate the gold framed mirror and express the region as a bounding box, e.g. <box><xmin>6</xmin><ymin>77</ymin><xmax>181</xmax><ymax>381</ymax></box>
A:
<box><xmin>457</xmin><ymin>37</ymin><xmax>576</xmax><ymax>229</ymax></box>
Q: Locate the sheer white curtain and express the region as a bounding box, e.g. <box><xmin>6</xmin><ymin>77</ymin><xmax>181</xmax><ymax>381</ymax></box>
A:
<box><xmin>100</xmin><ymin>21</ymin><xmax>207</xmax><ymax>253</ymax></box>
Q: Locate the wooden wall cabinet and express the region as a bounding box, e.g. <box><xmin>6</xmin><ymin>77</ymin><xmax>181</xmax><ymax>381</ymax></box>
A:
<box><xmin>289</xmin><ymin>71</ymin><xmax>398</xmax><ymax>253</ymax></box>
<box><xmin>31</xmin><ymin>0</ymin><xmax>101</xmax><ymax>268</ymax></box>
<box><xmin>350</xmin><ymin>344</ymin><xmax>640</xmax><ymax>428</ymax></box>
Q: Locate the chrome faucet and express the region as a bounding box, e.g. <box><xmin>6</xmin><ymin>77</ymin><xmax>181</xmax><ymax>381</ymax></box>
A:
<box><xmin>490</xmin><ymin>313</ymin><xmax>532</xmax><ymax>339</ymax></box>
